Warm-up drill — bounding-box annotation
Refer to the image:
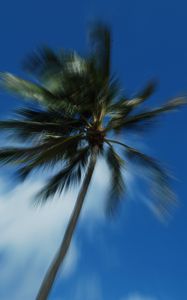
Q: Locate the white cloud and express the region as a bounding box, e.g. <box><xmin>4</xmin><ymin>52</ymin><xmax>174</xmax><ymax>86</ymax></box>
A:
<box><xmin>72</xmin><ymin>275</ymin><xmax>103</xmax><ymax>300</ymax></box>
<box><xmin>121</xmin><ymin>292</ymin><xmax>157</xmax><ymax>300</ymax></box>
<box><xmin>0</xmin><ymin>149</ymin><xmax>160</xmax><ymax>300</ymax></box>
<box><xmin>0</xmin><ymin>158</ymin><xmax>110</xmax><ymax>300</ymax></box>
<box><xmin>0</xmin><ymin>180</ymin><xmax>77</xmax><ymax>300</ymax></box>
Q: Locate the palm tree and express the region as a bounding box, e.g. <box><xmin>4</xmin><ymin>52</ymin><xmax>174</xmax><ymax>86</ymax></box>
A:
<box><xmin>0</xmin><ymin>24</ymin><xmax>186</xmax><ymax>300</ymax></box>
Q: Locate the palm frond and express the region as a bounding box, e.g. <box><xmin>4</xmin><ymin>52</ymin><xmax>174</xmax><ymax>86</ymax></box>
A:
<box><xmin>107</xmin><ymin>81</ymin><xmax>156</xmax><ymax>115</ymax></box>
<box><xmin>0</xmin><ymin>72</ymin><xmax>57</xmax><ymax>104</ymax></box>
<box><xmin>97</xmin><ymin>77</ymin><xmax>121</xmax><ymax>111</ymax></box>
<box><xmin>23</xmin><ymin>47</ymin><xmax>87</xmax><ymax>80</ymax></box>
<box><xmin>23</xmin><ymin>47</ymin><xmax>62</xmax><ymax>79</ymax></box>
<box><xmin>104</xmin><ymin>143</ymin><xmax>125</xmax><ymax>215</ymax></box>
<box><xmin>0</xmin><ymin>134</ymin><xmax>84</xmax><ymax>181</ymax></box>
<box><xmin>106</xmin><ymin>139</ymin><xmax>176</xmax><ymax>217</ymax></box>
<box><xmin>0</xmin><ymin>116</ymin><xmax>83</xmax><ymax>141</ymax></box>
<box><xmin>16</xmin><ymin>135</ymin><xmax>84</xmax><ymax>180</ymax></box>
<box><xmin>0</xmin><ymin>72</ymin><xmax>84</xmax><ymax>115</ymax></box>
<box><xmin>23</xmin><ymin>47</ymin><xmax>90</xmax><ymax>105</ymax></box>
<box><xmin>36</xmin><ymin>146</ymin><xmax>90</xmax><ymax>203</ymax></box>
<box><xmin>0</xmin><ymin>143</ymin><xmax>48</xmax><ymax>165</ymax></box>
<box><xmin>15</xmin><ymin>107</ymin><xmax>79</xmax><ymax>124</ymax></box>
<box><xmin>108</xmin><ymin>97</ymin><xmax>187</xmax><ymax>131</ymax></box>
<box><xmin>126</xmin><ymin>80</ymin><xmax>157</xmax><ymax>107</ymax></box>
<box><xmin>89</xmin><ymin>23</ymin><xmax>111</xmax><ymax>81</ymax></box>
<box><xmin>125</xmin><ymin>146</ymin><xmax>176</xmax><ymax>216</ymax></box>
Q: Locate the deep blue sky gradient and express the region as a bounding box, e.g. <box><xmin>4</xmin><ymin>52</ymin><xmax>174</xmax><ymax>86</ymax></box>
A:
<box><xmin>0</xmin><ymin>1</ymin><xmax>187</xmax><ymax>299</ymax></box>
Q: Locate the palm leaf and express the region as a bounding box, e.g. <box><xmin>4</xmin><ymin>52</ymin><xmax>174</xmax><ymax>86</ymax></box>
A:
<box><xmin>105</xmin><ymin>143</ymin><xmax>125</xmax><ymax>215</ymax></box>
<box><xmin>23</xmin><ymin>47</ymin><xmax>87</xmax><ymax>80</ymax></box>
<box><xmin>89</xmin><ymin>23</ymin><xmax>111</xmax><ymax>81</ymax></box>
<box><xmin>0</xmin><ymin>117</ymin><xmax>83</xmax><ymax>141</ymax></box>
<box><xmin>108</xmin><ymin>97</ymin><xmax>187</xmax><ymax>131</ymax></box>
<box><xmin>16</xmin><ymin>135</ymin><xmax>84</xmax><ymax>180</ymax></box>
<box><xmin>0</xmin><ymin>73</ymin><xmax>57</xmax><ymax>104</ymax></box>
<box><xmin>36</xmin><ymin>146</ymin><xmax>90</xmax><ymax>203</ymax></box>
<box><xmin>0</xmin><ymin>143</ymin><xmax>48</xmax><ymax>165</ymax></box>
<box><xmin>15</xmin><ymin>107</ymin><xmax>83</xmax><ymax>125</ymax></box>
<box><xmin>107</xmin><ymin>81</ymin><xmax>156</xmax><ymax>115</ymax></box>
<box><xmin>125</xmin><ymin>146</ymin><xmax>175</xmax><ymax>216</ymax></box>
<box><xmin>0</xmin><ymin>73</ymin><xmax>82</xmax><ymax>114</ymax></box>
<box><xmin>106</xmin><ymin>139</ymin><xmax>175</xmax><ymax>216</ymax></box>
<box><xmin>125</xmin><ymin>80</ymin><xmax>157</xmax><ymax>107</ymax></box>
<box><xmin>0</xmin><ymin>134</ymin><xmax>83</xmax><ymax>181</ymax></box>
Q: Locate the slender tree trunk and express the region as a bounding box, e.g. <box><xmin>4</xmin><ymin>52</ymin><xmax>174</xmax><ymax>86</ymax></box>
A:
<box><xmin>36</xmin><ymin>146</ymin><xmax>98</xmax><ymax>300</ymax></box>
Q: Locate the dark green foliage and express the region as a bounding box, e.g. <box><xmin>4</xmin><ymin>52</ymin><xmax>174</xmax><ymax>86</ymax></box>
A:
<box><xmin>0</xmin><ymin>23</ymin><xmax>186</xmax><ymax>215</ymax></box>
<box><xmin>89</xmin><ymin>22</ymin><xmax>111</xmax><ymax>80</ymax></box>
<box><xmin>105</xmin><ymin>143</ymin><xmax>126</xmax><ymax>215</ymax></box>
<box><xmin>36</xmin><ymin>146</ymin><xmax>90</xmax><ymax>203</ymax></box>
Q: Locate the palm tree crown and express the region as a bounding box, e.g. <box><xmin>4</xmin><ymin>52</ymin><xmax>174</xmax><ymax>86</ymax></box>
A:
<box><xmin>0</xmin><ymin>23</ymin><xmax>186</xmax><ymax>300</ymax></box>
<box><xmin>0</xmin><ymin>24</ymin><xmax>185</xmax><ymax>214</ymax></box>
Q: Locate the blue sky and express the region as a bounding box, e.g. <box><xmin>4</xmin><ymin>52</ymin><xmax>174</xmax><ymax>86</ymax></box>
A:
<box><xmin>0</xmin><ymin>1</ymin><xmax>187</xmax><ymax>300</ymax></box>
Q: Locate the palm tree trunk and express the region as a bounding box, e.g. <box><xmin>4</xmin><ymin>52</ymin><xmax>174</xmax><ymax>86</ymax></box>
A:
<box><xmin>36</xmin><ymin>146</ymin><xmax>98</xmax><ymax>300</ymax></box>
